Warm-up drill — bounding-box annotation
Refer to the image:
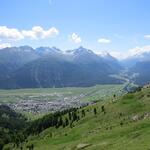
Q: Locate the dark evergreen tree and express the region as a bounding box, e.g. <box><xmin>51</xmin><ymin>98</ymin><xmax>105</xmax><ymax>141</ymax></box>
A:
<box><xmin>94</xmin><ymin>108</ymin><xmax>97</xmax><ymax>115</ymax></box>
<box><xmin>72</xmin><ymin>111</ymin><xmax>78</xmax><ymax>121</ymax></box>
<box><xmin>68</xmin><ymin>112</ymin><xmax>72</xmax><ymax>120</ymax></box>
<box><xmin>101</xmin><ymin>105</ymin><xmax>105</xmax><ymax>113</ymax></box>
<box><xmin>65</xmin><ymin>118</ymin><xmax>69</xmax><ymax>126</ymax></box>
<box><xmin>81</xmin><ymin>109</ymin><xmax>85</xmax><ymax>117</ymax></box>
<box><xmin>113</xmin><ymin>94</ymin><xmax>116</xmax><ymax>98</ymax></box>
<box><xmin>57</xmin><ymin>116</ymin><xmax>63</xmax><ymax>127</ymax></box>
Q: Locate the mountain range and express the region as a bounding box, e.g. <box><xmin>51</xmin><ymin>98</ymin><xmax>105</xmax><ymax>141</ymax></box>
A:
<box><xmin>0</xmin><ymin>46</ymin><xmax>150</xmax><ymax>89</ymax></box>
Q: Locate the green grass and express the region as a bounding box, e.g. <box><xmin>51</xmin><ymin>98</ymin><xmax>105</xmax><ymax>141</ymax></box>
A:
<box><xmin>0</xmin><ymin>84</ymin><xmax>125</xmax><ymax>103</ymax></box>
<box><xmin>6</xmin><ymin>86</ymin><xmax>150</xmax><ymax>150</ymax></box>
<box><xmin>0</xmin><ymin>84</ymin><xmax>127</xmax><ymax>120</ymax></box>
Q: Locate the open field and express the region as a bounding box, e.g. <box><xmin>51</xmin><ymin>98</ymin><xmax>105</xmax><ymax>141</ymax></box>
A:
<box><xmin>0</xmin><ymin>84</ymin><xmax>126</xmax><ymax>102</ymax></box>
<box><xmin>0</xmin><ymin>84</ymin><xmax>127</xmax><ymax>116</ymax></box>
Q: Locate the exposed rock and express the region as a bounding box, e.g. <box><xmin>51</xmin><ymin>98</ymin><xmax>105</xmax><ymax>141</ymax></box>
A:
<box><xmin>76</xmin><ymin>143</ymin><xmax>91</xmax><ymax>149</ymax></box>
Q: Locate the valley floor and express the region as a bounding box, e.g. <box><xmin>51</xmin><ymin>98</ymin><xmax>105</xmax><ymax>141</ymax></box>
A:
<box><xmin>0</xmin><ymin>84</ymin><xmax>126</xmax><ymax>118</ymax></box>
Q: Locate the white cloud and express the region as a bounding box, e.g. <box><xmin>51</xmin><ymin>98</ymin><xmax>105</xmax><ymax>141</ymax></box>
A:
<box><xmin>97</xmin><ymin>38</ymin><xmax>111</xmax><ymax>44</ymax></box>
<box><xmin>42</xmin><ymin>27</ymin><xmax>59</xmax><ymax>39</ymax></box>
<box><xmin>0</xmin><ymin>26</ymin><xmax>24</xmax><ymax>41</ymax></box>
<box><xmin>70</xmin><ymin>33</ymin><xmax>82</xmax><ymax>44</ymax></box>
<box><xmin>0</xmin><ymin>26</ymin><xmax>59</xmax><ymax>41</ymax></box>
<box><xmin>0</xmin><ymin>43</ymin><xmax>11</xmax><ymax>49</ymax></box>
<box><xmin>22</xmin><ymin>26</ymin><xmax>59</xmax><ymax>40</ymax></box>
<box><xmin>144</xmin><ymin>35</ymin><xmax>150</xmax><ymax>39</ymax></box>
<box><xmin>22</xmin><ymin>30</ymin><xmax>37</xmax><ymax>39</ymax></box>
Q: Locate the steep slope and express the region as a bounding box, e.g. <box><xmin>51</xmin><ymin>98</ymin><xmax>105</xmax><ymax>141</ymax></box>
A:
<box><xmin>67</xmin><ymin>47</ymin><xmax>116</xmax><ymax>73</ymax></box>
<box><xmin>5</xmin><ymin>86</ymin><xmax>150</xmax><ymax>150</ymax></box>
<box><xmin>0</xmin><ymin>46</ymin><xmax>123</xmax><ymax>89</ymax></box>
<box><xmin>0</xmin><ymin>105</ymin><xmax>27</xmax><ymax>149</ymax></box>
<box><xmin>100</xmin><ymin>52</ymin><xmax>123</xmax><ymax>73</ymax></box>
<box><xmin>10</xmin><ymin>56</ymin><xmax>84</xmax><ymax>88</ymax></box>
<box><xmin>5</xmin><ymin>47</ymin><xmax>123</xmax><ymax>88</ymax></box>
<box><xmin>0</xmin><ymin>46</ymin><xmax>39</xmax><ymax>80</ymax></box>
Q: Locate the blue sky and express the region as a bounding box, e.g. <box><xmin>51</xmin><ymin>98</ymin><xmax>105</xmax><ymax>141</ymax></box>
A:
<box><xmin>0</xmin><ymin>0</ymin><xmax>150</xmax><ymax>58</ymax></box>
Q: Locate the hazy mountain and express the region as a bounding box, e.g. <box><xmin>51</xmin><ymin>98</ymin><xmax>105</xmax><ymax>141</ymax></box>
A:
<box><xmin>130</xmin><ymin>61</ymin><xmax>150</xmax><ymax>85</ymax></box>
<box><xmin>1</xmin><ymin>45</ymin><xmax>150</xmax><ymax>88</ymax></box>
<box><xmin>0</xmin><ymin>46</ymin><xmax>39</xmax><ymax>80</ymax></box>
<box><xmin>121</xmin><ymin>51</ymin><xmax>150</xmax><ymax>67</ymax></box>
<box><xmin>100</xmin><ymin>52</ymin><xmax>123</xmax><ymax>72</ymax></box>
<box><xmin>0</xmin><ymin>46</ymin><xmax>123</xmax><ymax>89</ymax></box>
<box><xmin>119</xmin><ymin>51</ymin><xmax>150</xmax><ymax>85</ymax></box>
<box><xmin>36</xmin><ymin>46</ymin><xmax>62</xmax><ymax>55</ymax></box>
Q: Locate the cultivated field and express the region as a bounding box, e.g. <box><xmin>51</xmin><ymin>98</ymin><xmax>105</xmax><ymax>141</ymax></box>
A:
<box><xmin>0</xmin><ymin>84</ymin><xmax>126</xmax><ymax>117</ymax></box>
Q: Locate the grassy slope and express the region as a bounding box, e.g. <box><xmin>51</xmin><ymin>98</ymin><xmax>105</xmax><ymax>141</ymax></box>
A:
<box><xmin>12</xmin><ymin>87</ymin><xmax>150</xmax><ymax>150</ymax></box>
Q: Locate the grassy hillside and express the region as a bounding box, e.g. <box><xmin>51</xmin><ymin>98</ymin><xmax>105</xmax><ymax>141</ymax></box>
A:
<box><xmin>5</xmin><ymin>86</ymin><xmax>150</xmax><ymax>150</ymax></box>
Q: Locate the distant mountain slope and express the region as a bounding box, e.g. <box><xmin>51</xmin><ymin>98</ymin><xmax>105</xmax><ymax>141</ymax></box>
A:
<box><xmin>118</xmin><ymin>50</ymin><xmax>150</xmax><ymax>86</ymax></box>
<box><xmin>121</xmin><ymin>51</ymin><xmax>150</xmax><ymax>67</ymax></box>
<box><xmin>0</xmin><ymin>46</ymin><xmax>39</xmax><ymax>80</ymax></box>
<box><xmin>9</xmin><ymin>54</ymin><xmax>122</xmax><ymax>88</ymax></box>
<box><xmin>131</xmin><ymin>61</ymin><xmax>150</xmax><ymax>85</ymax></box>
<box><xmin>100</xmin><ymin>52</ymin><xmax>123</xmax><ymax>73</ymax></box>
<box><xmin>0</xmin><ymin>46</ymin><xmax>123</xmax><ymax>89</ymax></box>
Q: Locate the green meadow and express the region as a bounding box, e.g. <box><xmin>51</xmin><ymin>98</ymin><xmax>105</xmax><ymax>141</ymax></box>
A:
<box><xmin>4</xmin><ymin>86</ymin><xmax>150</xmax><ymax>150</ymax></box>
<box><xmin>0</xmin><ymin>84</ymin><xmax>125</xmax><ymax>104</ymax></box>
